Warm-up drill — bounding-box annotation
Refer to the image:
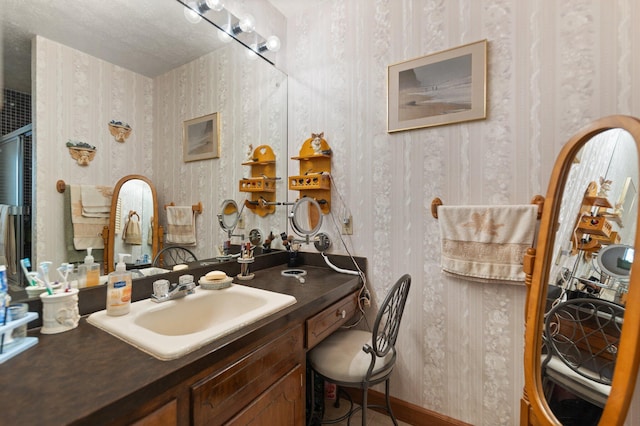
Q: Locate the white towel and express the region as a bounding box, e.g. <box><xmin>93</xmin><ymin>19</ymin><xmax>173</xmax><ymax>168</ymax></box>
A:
<box><xmin>80</xmin><ymin>185</ymin><xmax>113</xmax><ymax>217</ymax></box>
<box><xmin>166</xmin><ymin>206</ymin><xmax>196</xmax><ymax>245</ymax></box>
<box><xmin>70</xmin><ymin>185</ymin><xmax>108</xmax><ymax>249</ymax></box>
<box><xmin>438</xmin><ymin>205</ymin><xmax>538</xmax><ymax>284</ymax></box>
<box><xmin>0</xmin><ymin>205</ymin><xmax>16</xmax><ymax>274</ymax></box>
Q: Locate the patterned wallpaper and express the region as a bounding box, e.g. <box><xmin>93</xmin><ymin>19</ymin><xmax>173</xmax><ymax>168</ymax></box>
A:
<box><xmin>34</xmin><ymin>36</ymin><xmax>154</xmax><ymax>268</ymax></box>
<box><xmin>283</xmin><ymin>0</ymin><xmax>640</xmax><ymax>424</ymax></box>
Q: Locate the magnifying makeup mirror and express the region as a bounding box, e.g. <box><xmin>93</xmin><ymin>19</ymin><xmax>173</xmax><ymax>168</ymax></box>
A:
<box><xmin>289</xmin><ymin>197</ymin><xmax>323</xmax><ymax>237</ymax></box>
<box><xmin>598</xmin><ymin>244</ymin><xmax>634</xmax><ymax>280</ymax></box>
<box><xmin>218</xmin><ymin>199</ymin><xmax>240</xmax><ymax>235</ymax></box>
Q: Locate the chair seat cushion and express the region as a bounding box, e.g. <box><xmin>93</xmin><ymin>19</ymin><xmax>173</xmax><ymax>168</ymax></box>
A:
<box><xmin>544</xmin><ymin>355</ymin><xmax>611</xmax><ymax>408</ymax></box>
<box><xmin>308</xmin><ymin>329</ymin><xmax>395</xmax><ymax>383</ymax></box>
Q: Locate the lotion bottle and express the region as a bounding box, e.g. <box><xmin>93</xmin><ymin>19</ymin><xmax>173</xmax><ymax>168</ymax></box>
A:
<box><xmin>106</xmin><ymin>253</ymin><xmax>132</xmax><ymax>316</ymax></box>
<box><xmin>79</xmin><ymin>248</ymin><xmax>100</xmax><ymax>287</ymax></box>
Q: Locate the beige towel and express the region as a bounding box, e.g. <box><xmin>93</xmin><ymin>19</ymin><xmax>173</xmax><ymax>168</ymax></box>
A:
<box><xmin>70</xmin><ymin>185</ymin><xmax>108</xmax><ymax>249</ymax></box>
<box><xmin>80</xmin><ymin>185</ymin><xmax>113</xmax><ymax>217</ymax></box>
<box><xmin>438</xmin><ymin>205</ymin><xmax>538</xmax><ymax>284</ymax></box>
<box><xmin>122</xmin><ymin>211</ymin><xmax>142</xmax><ymax>245</ymax></box>
<box><xmin>0</xmin><ymin>205</ymin><xmax>16</xmax><ymax>274</ymax></box>
<box><xmin>166</xmin><ymin>206</ymin><xmax>196</xmax><ymax>245</ymax></box>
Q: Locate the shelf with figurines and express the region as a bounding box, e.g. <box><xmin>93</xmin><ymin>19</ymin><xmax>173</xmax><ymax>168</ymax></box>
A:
<box><xmin>289</xmin><ymin>132</ymin><xmax>332</xmax><ymax>214</ymax></box>
<box><xmin>240</xmin><ymin>144</ymin><xmax>278</xmax><ymax>217</ymax></box>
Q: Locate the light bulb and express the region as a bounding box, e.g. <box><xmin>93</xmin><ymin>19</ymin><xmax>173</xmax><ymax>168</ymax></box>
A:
<box><xmin>183</xmin><ymin>2</ymin><xmax>202</xmax><ymax>23</ymax></box>
<box><xmin>202</xmin><ymin>0</ymin><xmax>224</xmax><ymax>12</ymax></box>
<box><xmin>256</xmin><ymin>36</ymin><xmax>281</xmax><ymax>53</ymax></box>
<box><xmin>217</xmin><ymin>25</ymin><xmax>232</xmax><ymax>43</ymax></box>
<box><xmin>238</xmin><ymin>14</ymin><xmax>255</xmax><ymax>33</ymax></box>
<box><xmin>265</xmin><ymin>35</ymin><xmax>281</xmax><ymax>52</ymax></box>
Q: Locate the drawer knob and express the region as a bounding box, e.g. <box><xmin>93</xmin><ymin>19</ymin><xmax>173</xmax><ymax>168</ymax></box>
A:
<box><xmin>337</xmin><ymin>309</ymin><xmax>346</xmax><ymax>319</ymax></box>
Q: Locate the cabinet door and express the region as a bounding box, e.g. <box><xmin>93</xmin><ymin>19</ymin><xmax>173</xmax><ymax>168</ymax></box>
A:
<box><xmin>192</xmin><ymin>325</ymin><xmax>303</xmax><ymax>425</ymax></box>
<box><xmin>131</xmin><ymin>398</ymin><xmax>178</xmax><ymax>426</ymax></box>
<box><xmin>226</xmin><ymin>364</ymin><xmax>304</xmax><ymax>426</ymax></box>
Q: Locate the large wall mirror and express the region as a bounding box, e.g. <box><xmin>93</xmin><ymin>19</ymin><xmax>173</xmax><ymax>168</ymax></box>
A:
<box><xmin>522</xmin><ymin>116</ymin><xmax>640</xmax><ymax>425</ymax></box>
<box><xmin>2</xmin><ymin>0</ymin><xmax>288</xmax><ymax>301</ymax></box>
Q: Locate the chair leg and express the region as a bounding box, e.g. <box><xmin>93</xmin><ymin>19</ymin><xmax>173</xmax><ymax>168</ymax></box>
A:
<box><xmin>361</xmin><ymin>385</ymin><xmax>368</xmax><ymax>426</ymax></box>
<box><xmin>385</xmin><ymin>379</ymin><xmax>398</xmax><ymax>426</ymax></box>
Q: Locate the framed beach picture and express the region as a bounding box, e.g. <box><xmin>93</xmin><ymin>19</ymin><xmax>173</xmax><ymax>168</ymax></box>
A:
<box><xmin>387</xmin><ymin>39</ymin><xmax>487</xmax><ymax>132</ymax></box>
<box><xmin>183</xmin><ymin>112</ymin><xmax>220</xmax><ymax>162</ymax></box>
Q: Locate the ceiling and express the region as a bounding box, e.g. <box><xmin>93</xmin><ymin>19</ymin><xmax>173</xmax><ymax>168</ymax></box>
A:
<box><xmin>1</xmin><ymin>0</ymin><xmax>228</xmax><ymax>94</ymax></box>
<box><xmin>1</xmin><ymin>0</ymin><xmax>319</xmax><ymax>95</ymax></box>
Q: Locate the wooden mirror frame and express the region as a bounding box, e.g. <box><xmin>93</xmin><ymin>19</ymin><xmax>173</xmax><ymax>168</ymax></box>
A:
<box><xmin>521</xmin><ymin>115</ymin><xmax>640</xmax><ymax>425</ymax></box>
<box><xmin>103</xmin><ymin>175</ymin><xmax>160</xmax><ymax>274</ymax></box>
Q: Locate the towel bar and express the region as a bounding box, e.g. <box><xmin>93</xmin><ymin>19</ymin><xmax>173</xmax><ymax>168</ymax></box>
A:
<box><xmin>431</xmin><ymin>195</ymin><xmax>545</xmax><ymax>220</ymax></box>
<box><xmin>164</xmin><ymin>202</ymin><xmax>203</xmax><ymax>214</ymax></box>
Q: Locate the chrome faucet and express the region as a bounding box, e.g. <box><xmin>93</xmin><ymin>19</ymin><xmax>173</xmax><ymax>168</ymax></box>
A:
<box><xmin>151</xmin><ymin>275</ymin><xmax>195</xmax><ymax>303</ymax></box>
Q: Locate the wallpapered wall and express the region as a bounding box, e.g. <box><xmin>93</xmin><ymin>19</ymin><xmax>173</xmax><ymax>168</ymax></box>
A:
<box><xmin>282</xmin><ymin>0</ymin><xmax>640</xmax><ymax>424</ymax></box>
<box><xmin>34</xmin><ymin>36</ymin><xmax>154</xmax><ymax>267</ymax></box>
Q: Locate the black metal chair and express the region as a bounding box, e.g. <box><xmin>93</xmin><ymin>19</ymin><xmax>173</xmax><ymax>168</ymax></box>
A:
<box><xmin>542</xmin><ymin>297</ymin><xmax>624</xmax><ymax>408</ymax></box>
<box><xmin>152</xmin><ymin>246</ymin><xmax>197</xmax><ymax>269</ymax></box>
<box><xmin>308</xmin><ymin>274</ymin><xmax>411</xmax><ymax>425</ymax></box>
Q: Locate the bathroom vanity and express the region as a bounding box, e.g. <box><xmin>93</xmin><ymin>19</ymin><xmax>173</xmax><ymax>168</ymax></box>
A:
<box><xmin>0</xmin><ymin>253</ymin><xmax>364</xmax><ymax>425</ymax></box>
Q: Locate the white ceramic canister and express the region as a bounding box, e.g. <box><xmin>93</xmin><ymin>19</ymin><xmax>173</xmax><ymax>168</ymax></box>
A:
<box><xmin>40</xmin><ymin>289</ymin><xmax>80</xmax><ymax>334</ymax></box>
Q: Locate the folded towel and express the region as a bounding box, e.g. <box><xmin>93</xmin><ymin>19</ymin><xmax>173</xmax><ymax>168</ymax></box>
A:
<box><xmin>438</xmin><ymin>205</ymin><xmax>538</xmax><ymax>284</ymax></box>
<box><xmin>64</xmin><ymin>189</ymin><xmax>104</xmax><ymax>263</ymax></box>
<box><xmin>0</xmin><ymin>205</ymin><xmax>16</xmax><ymax>274</ymax></box>
<box><xmin>70</xmin><ymin>185</ymin><xmax>108</xmax><ymax>250</ymax></box>
<box><xmin>166</xmin><ymin>206</ymin><xmax>196</xmax><ymax>245</ymax></box>
<box><xmin>80</xmin><ymin>185</ymin><xmax>112</xmax><ymax>217</ymax></box>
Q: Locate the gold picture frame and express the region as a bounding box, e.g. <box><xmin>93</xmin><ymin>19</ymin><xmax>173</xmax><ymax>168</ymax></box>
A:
<box><xmin>387</xmin><ymin>39</ymin><xmax>487</xmax><ymax>133</ymax></box>
<box><xmin>183</xmin><ymin>112</ymin><xmax>220</xmax><ymax>162</ymax></box>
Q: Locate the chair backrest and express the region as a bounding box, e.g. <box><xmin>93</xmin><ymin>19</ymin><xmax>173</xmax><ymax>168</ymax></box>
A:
<box><xmin>152</xmin><ymin>246</ymin><xmax>197</xmax><ymax>268</ymax></box>
<box><xmin>543</xmin><ymin>297</ymin><xmax>624</xmax><ymax>385</ymax></box>
<box><xmin>371</xmin><ymin>274</ymin><xmax>411</xmax><ymax>357</ymax></box>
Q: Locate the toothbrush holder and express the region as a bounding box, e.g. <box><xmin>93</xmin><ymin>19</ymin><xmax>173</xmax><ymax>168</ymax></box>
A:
<box><xmin>40</xmin><ymin>289</ymin><xmax>80</xmax><ymax>334</ymax></box>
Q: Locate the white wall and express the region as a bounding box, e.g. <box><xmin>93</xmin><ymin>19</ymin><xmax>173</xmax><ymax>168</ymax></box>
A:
<box><xmin>282</xmin><ymin>0</ymin><xmax>640</xmax><ymax>424</ymax></box>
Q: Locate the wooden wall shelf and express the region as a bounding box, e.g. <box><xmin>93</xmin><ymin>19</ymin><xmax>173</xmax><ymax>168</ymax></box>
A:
<box><xmin>289</xmin><ymin>134</ymin><xmax>332</xmax><ymax>214</ymax></box>
<box><xmin>240</xmin><ymin>145</ymin><xmax>277</xmax><ymax>217</ymax></box>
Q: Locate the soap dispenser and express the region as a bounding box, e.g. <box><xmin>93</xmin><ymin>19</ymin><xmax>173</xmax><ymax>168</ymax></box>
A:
<box><xmin>106</xmin><ymin>253</ymin><xmax>132</xmax><ymax>316</ymax></box>
<box><xmin>79</xmin><ymin>247</ymin><xmax>100</xmax><ymax>287</ymax></box>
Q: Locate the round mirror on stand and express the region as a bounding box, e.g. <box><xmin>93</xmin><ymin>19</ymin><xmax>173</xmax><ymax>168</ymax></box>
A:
<box><xmin>104</xmin><ymin>175</ymin><xmax>159</xmax><ymax>274</ymax></box>
<box><xmin>522</xmin><ymin>116</ymin><xmax>640</xmax><ymax>426</ymax></box>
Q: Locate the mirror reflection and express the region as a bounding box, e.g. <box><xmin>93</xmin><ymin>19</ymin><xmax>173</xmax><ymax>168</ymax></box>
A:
<box><xmin>541</xmin><ymin>128</ymin><xmax>638</xmax><ymax>423</ymax></box>
<box><xmin>105</xmin><ymin>175</ymin><xmax>159</xmax><ymax>274</ymax></box>
<box><xmin>3</xmin><ymin>0</ymin><xmax>289</xmax><ymax>303</ymax></box>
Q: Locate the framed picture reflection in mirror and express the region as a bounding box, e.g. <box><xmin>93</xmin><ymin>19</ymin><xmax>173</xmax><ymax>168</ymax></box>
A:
<box><xmin>183</xmin><ymin>112</ymin><xmax>220</xmax><ymax>162</ymax></box>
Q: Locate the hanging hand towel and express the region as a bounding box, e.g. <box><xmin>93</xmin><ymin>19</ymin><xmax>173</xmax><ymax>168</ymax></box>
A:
<box><xmin>70</xmin><ymin>185</ymin><xmax>108</xmax><ymax>250</ymax></box>
<box><xmin>80</xmin><ymin>185</ymin><xmax>113</xmax><ymax>217</ymax></box>
<box><xmin>123</xmin><ymin>210</ymin><xmax>142</xmax><ymax>245</ymax></box>
<box><xmin>438</xmin><ymin>205</ymin><xmax>538</xmax><ymax>284</ymax></box>
<box><xmin>166</xmin><ymin>206</ymin><xmax>196</xmax><ymax>245</ymax></box>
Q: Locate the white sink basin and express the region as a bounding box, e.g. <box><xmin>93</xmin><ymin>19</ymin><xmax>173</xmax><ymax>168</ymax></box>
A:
<box><xmin>87</xmin><ymin>284</ymin><xmax>296</xmax><ymax>360</ymax></box>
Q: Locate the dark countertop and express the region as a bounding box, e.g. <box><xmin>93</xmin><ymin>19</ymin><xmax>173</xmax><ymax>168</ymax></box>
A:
<box><xmin>0</xmin><ymin>253</ymin><xmax>365</xmax><ymax>425</ymax></box>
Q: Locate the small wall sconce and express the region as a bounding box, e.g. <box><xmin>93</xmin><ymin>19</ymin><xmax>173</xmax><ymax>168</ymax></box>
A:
<box><xmin>108</xmin><ymin>120</ymin><xmax>132</xmax><ymax>143</ymax></box>
<box><xmin>66</xmin><ymin>140</ymin><xmax>96</xmax><ymax>166</ymax></box>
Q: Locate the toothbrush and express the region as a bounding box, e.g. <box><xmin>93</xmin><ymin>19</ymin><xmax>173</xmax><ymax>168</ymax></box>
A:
<box><xmin>20</xmin><ymin>258</ymin><xmax>35</xmax><ymax>286</ymax></box>
<box><xmin>38</xmin><ymin>262</ymin><xmax>54</xmax><ymax>295</ymax></box>
<box><xmin>57</xmin><ymin>263</ymin><xmax>73</xmax><ymax>292</ymax></box>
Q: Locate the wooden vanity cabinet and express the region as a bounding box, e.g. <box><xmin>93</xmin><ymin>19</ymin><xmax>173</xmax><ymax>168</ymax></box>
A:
<box><xmin>117</xmin><ymin>291</ymin><xmax>359</xmax><ymax>426</ymax></box>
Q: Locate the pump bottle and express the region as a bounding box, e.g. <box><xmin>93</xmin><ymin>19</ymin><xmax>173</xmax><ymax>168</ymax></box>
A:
<box><xmin>79</xmin><ymin>248</ymin><xmax>100</xmax><ymax>287</ymax></box>
<box><xmin>106</xmin><ymin>253</ymin><xmax>132</xmax><ymax>316</ymax></box>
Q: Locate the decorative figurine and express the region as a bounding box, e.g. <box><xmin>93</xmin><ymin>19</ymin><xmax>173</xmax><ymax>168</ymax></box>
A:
<box><xmin>108</xmin><ymin>120</ymin><xmax>132</xmax><ymax>143</ymax></box>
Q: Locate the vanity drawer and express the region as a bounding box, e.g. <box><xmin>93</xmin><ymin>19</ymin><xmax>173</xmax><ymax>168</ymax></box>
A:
<box><xmin>306</xmin><ymin>291</ymin><xmax>359</xmax><ymax>350</ymax></box>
